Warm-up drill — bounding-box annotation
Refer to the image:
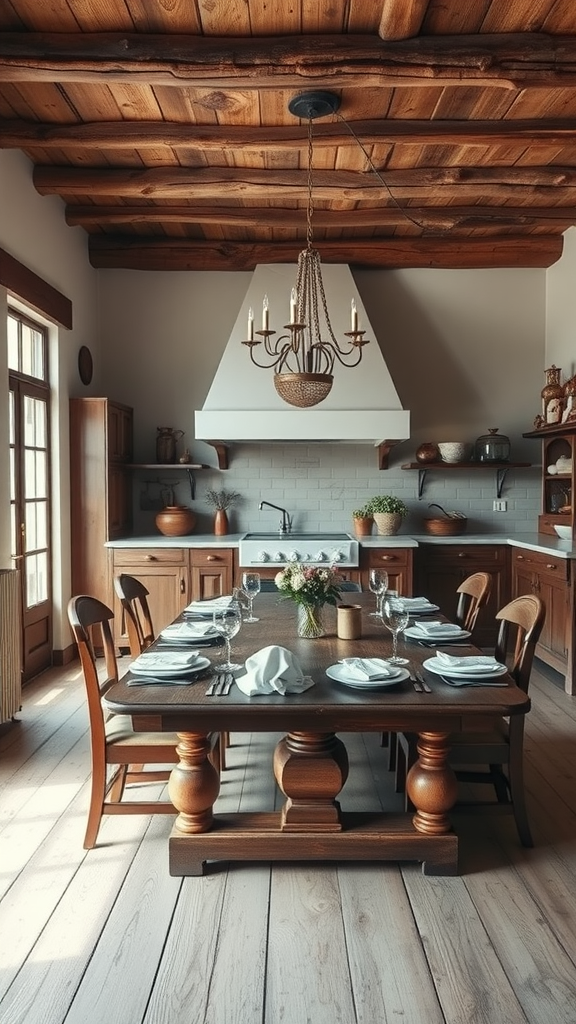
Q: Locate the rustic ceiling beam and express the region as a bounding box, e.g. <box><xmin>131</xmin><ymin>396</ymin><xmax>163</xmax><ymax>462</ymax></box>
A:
<box><xmin>379</xmin><ymin>0</ymin><xmax>429</xmax><ymax>42</ymax></box>
<box><xmin>1</xmin><ymin>32</ymin><xmax>576</xmax><ymax>88</ymax></box>
<box><xmin>6</xmin><ymin>117</ymin><xmax>576</xmax><ymax>151</ymax></box>
<box><xmin>34</xmin><ymin>165</ymin><xmax>576</xmax><ymax>201</ymax></box>
<box><xmin>65</xmin><ymin>203</ymin><xmax>576</xmax><ymax>230</ymax></box>
<box><xmin>87</xmin><ymin>235</ymin><xmax>563</xmax><ymax>272</ymax></box>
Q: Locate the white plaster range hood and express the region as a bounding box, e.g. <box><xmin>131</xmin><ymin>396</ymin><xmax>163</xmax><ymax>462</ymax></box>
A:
<box><xmin>195</xmin><ymin>264</ymin><xmax>410</xmax><ymax>458</ymax></box>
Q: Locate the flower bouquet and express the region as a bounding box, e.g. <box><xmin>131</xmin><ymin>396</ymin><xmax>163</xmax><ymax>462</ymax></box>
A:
<box><xmin>274</xmin><ymin>563</ymin><xmax>342</xmax><ymax>638</ymax></box>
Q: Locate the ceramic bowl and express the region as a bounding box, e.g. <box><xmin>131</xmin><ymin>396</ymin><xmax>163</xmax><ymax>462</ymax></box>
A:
<box><xmin>553</xmin><ymin>524</ymin><xmax>572</xmax><ymax>540</ymax></box>
<box><xmin>437</xmin><ymin>442</ymin><xmax>469</xmax><ymax>464</ymax></box>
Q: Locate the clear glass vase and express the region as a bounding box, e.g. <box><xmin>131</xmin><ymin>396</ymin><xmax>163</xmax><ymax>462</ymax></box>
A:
<box><xmin>297</xmin><ymin>602</ymin><xmax>325</xmax><ymax>639</ymax></box>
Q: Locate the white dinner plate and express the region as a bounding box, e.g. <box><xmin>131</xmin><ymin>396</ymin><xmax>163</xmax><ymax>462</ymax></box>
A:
<box><xmin>326</xmin><ymin>663</ymin><xmax>409</xmax><ymax>689</ymax></box>
<box><xmin>404</xmin><ymin>625</ymin><xmax>471</xmax><ymax>641</ymax></box>
<box><xmin>423</xmin><ymin>656</ymin><xmax>508</xmax><ymax>680</ymax></box>
<box><xmin>400</xmin><ymin>602</ymin><xmax>440</xmax><ymax>614</ymax></box>
<box><xmin>130</xmin><ymin>655</ymin><xmax>211</xmax><ymax>678</ymax></box>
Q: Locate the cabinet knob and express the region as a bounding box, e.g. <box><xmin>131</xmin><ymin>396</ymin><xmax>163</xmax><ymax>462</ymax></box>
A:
<box><xmin>516</xmin><ymin>555</ymin><xmax>524</xmax><ymax>561</ymax></box>
<box><xmin>457</xmin><ymin>551</ymin><xmax>467</xmax><ymax>558</ymax></box>
<box><xmin>379</xmin><ymin>555</ymin><xmax>394</xmax><ymax>562</ymax></box>
<box><xmin>207</xmin><ymin>555</ymin><xmax>217</xmax><ymax>562</ymax></box>
<box><xmin>546</xmin><ymin>563</ymin><xmax>557</xmax><ymax>571</ymax></box>
<box><xmin>145</xmin><ymin>554</ymin><xmax>157</xmax><ymax>561</ymax></box>
<box><xmin>180</xmin><ymin>578</ymin><xmax>186</xmax><ymax>594</ymax></box>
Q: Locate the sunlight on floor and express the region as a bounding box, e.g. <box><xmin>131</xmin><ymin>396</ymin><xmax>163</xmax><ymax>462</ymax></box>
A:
<box><xmin>33</xmin><ymin>688</ymin><xmax>65</xmax><ymax>706</ymax></box>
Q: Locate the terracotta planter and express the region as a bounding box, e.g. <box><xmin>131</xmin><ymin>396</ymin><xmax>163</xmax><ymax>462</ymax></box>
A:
<box><xmin>373</xmin><ymin>512</ymin><xmax>402</xmax><ymax>536</ymax></box>
<box><xmin>353</xmin><ymin>515</ymin><xmax>373</xmax><ymax>537</ymax></box>
<box><xmin>155</xmin><ymin>505</ymin><xmax>196</xmax><ymax>537</ymax></box>
<box><xmin>214</xmin><ymin>508</ymin><xmax>229</xmax><ymax>536</ymax></box>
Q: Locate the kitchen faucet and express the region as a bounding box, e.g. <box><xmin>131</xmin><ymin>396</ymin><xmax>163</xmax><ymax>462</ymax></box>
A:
<box><xmin>259</xmin><ymin>501</ymin><xmax>292</xmax><ymax>536</ymax></box>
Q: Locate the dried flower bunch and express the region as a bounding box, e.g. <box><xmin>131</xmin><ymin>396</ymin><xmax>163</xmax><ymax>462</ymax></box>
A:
<box><xmin>274</xmin><ymin>563</ymin><xmax>342</xmax><ymax>607</ymax></box>
<box><xmin>204</xmin><ymin>488</ymin><xmax>241</xmax><ymax>510</ymax></box>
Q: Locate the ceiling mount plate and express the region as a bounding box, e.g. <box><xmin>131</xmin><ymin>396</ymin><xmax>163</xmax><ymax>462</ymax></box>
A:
<box><xmin>288</xmin><ymin>91</ymin><xmax>340</xmax><ymax>120</ymax></box>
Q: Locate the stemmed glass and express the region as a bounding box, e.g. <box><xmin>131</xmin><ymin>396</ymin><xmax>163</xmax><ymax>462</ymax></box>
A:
<box><xmin>381</xmin><ymin>594</ymin><xmax>410</xmax><ymax>665</ymax></box>
<box><xmin>368</xmin><ymin>568</ymin><xmax>388</xmax><ymax>617</ymax></box>
<box><xmin>212</xmin><ymin>599</ymin><xmax>243</xmax><ymax>671</ymax></box>
<box><xmin>242</xmin><ymin>571</ymin><xmax>261</xmax><ymax>623</ymax></box>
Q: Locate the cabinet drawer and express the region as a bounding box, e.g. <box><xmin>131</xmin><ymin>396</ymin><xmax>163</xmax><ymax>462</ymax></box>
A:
<box><xmin>189</xmin><ymin>548</ymin><xmax>234</xmax><ymax>569</ymax></box>
<box><xmin>512</xmin><ymin>548</ymin><xmax>570</xmax><ymax>583</ymax></box>
<box><xmin>362</xmin><ymin>548</ymin><xmax>411</xmax><ymax>569</ymax></box>
<box><xmin>421</xmin><ymin>544</ymin><xmax>505</xmax><ymax>567</ymax></box>
<box><xmin>113</xmin><ymin>547</ymin><xmax>186</xmax><ymax>567</ymax></box>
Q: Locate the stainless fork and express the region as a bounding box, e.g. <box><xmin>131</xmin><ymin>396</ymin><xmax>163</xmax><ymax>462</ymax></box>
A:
<box><xmin>205</xmin><ymin>673</ymin><xmax>222</xmax><ymax>696</ymax></box>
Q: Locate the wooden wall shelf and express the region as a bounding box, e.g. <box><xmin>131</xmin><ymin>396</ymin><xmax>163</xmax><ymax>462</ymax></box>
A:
<box><xmin>127</xmin><ymin>463</ymin><xmax>209</xmax><ymax>470</ymax></box>
<box><xmin>401</xmin><ymin>462</ymin><xmax>531</xmax><ymax>499</ymax></box>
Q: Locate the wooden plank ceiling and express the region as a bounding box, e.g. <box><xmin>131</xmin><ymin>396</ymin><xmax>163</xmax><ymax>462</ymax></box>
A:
<box><xmin>1</xmin><ymin>0</ymin><xmax>576</xmax><ymax>271</ymax></box>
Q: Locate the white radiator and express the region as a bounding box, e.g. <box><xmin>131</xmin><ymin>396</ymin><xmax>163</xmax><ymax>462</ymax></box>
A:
<box><xmin>0</xmin><ymin>569</ymin><xmax>22</xmax><ymax>723</ymax></box>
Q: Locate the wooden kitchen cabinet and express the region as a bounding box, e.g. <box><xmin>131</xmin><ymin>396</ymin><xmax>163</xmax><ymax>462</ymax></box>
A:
<box><xmin>415</xmin><ymin>544</ymin><xmax>509</xmax><ymax>647</ymax></box>
<box><xmin>523</xmin><ymin>424</ymin><xmax>576</xmax><ymax>537</ymax></box>
<box><xmin>510</xmin><ymin>546</ymin><xmax>574</xmax><ymax>684</ymax></box>
<box><xmin>360</xmin><ymin>547</ymin><xmax>413</xmax><ymax>597</ymax></box>
<box><xmin>111</xmin><ymin>547</ymin><xmax>189</xmax><ymax>651</ymax></box>
<box><xmin>190</xmin><ymin>548</ymin><xmax>234</xmax><ymax>602</ymax></box>
<box><xmin>70</xmin><ymin>398</ymin><xmax>133</xmax><ymax>607</ymax></box>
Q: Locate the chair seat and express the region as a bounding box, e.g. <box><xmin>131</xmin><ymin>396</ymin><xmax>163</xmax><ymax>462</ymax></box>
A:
<box><xmin>105</xmin><ymin>714</ymin><xmax>179</xmax><ymax>748</ymax></box>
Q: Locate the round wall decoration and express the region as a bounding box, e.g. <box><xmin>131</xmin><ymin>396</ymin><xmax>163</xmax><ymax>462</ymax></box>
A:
<box><xmin>78</xmin><ymin>345</ymin><xmax>93</xmax><ymax>385</ymax></box>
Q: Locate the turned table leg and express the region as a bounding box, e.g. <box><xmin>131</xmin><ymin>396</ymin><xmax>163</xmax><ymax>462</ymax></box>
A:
<box><xmin>168</xmin><ymin>732</ymin><xmax>220</xmax><ymax>834</ymax></box>
<box><xmin>274</xmin><ymin>731</ymin><xmax>349</xmax><ymax>832</ymax></box>
<box><xmin>406</xmin><ymin>731</ymin><xmax>458</xmax><ymax>836</ymax></box>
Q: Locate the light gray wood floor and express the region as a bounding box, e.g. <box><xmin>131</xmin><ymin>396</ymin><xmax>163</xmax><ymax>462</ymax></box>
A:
<box><xmin>1</xmin><ymin>656</ymin><xmax>576</xmax><ymax>1024</ymax></box>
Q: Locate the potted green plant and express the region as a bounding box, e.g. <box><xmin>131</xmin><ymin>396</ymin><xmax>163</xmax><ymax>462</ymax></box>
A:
<box><xmin>352</xmin><ymin>506</ymin><xmax>374</xmax><ymax>537</ymax></box>
<box><xmin>205</xmin><ymin>488</ymin><xmax>241</xmax><ymax>536</ymax></box>
<box><xmin>366</xmin><ymin>495</ymin><xmax>408</xmax><ymax>536</ymax></box>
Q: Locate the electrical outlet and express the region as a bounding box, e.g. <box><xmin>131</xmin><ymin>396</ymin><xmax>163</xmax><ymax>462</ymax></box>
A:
<box><xmin>493</xmin><ymin>499</ymin><xmax>508</xmax><ymax>512</ymax></box>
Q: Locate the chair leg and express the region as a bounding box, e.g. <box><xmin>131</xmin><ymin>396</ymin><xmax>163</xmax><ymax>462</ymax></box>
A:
<box><xmin>387</xmin><ymin>731</ymin><xmax>398</xmax><ymax>771</ymax></box>
<box><xmin>108</xmin><ymin>764</ymin><xmax>128</xmax><ymax>802</ymax></box>
<box><xmin>507</xmin><ymin>723</ymin><xmax>533</xmax><ymax>847</ymax></box>
<box><xmin>84</xmin><ymin>759</ymin><xmax>107</xmax><ymax>850</ymax></box>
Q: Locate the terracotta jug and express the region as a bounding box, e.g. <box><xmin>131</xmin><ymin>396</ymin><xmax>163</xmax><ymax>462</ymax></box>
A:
<box><xmin>156</xmin><ymin>427</ymin><xmax>185</xmax><ymax>464</ymax></box>
<box><xmin>214</xmin><ymin>509</ymin><xmax>229</xmax><ymax>536</ymax></box>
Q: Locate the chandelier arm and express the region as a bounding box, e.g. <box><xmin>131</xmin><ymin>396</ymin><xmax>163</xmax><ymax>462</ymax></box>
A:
<box><xmin>247</xmin><ymin>340</ymin><xmax>293</xmax><ymax>371</ymax></box>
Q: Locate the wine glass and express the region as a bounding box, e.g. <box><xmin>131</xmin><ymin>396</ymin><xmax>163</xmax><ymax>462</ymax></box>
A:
<box><xmin>381</xmin><ymin>594</ymin><xmax>410</xmax><ymax>665</ymax></box>
<box><xmin>368</xmin><ymin>568</ymin><xmax>388</xmax><ymax>617</ymax></box>
<box><xmin>242</xmin><ymin>571</ymin><xmax>261</xmax><ymax>622</ymax></box>
<box><xmin>212</xmin><ymin>599</ymin><xmax>243</xmax><ymax>671</ymax></box>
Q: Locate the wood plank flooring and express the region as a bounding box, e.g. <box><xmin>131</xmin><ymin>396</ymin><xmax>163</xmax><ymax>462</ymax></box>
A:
<box><xmin>1</xmin><ymin>657</ymin><xmax>576</xmax><ymax>1024</ymax></box>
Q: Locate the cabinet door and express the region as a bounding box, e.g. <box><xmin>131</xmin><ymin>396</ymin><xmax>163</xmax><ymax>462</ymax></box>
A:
<box><xmin>511</xmin><ymin>548</ymin><xmax>570</xmax><ymax>669</ymax></box>
<box><xmin>360</xmin><ymin>548</ymin><xmax>413</xmax><ymax>596</ymax></box>
<box><xmin>107</xmin><ymin>403</ymin><xmax>133</xmax><ymax>462</ymax></box>
<box><xmin>112</xmin><ymin>548</ymin><xmax>188</xmax><ymax>649</ymax></box>
<box><xmin>108</xmin><ymin>466</ymin><xmax>132</xmax><ymax>537</ymax></box>
<box><xmin>190</xmin><ymin>549</ymin><xmax>234</xmax><ymax>601</ymax></box>
<box><xmin>416</xmin><ymin>546</ymin><xmax>509</xmax><ymax>647</ymax></box>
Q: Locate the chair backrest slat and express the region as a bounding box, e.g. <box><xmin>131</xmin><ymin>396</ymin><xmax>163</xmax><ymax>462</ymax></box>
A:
<box><xmin>114</xmin><ymin>573</ymin><xmax>155</xmax><ymax>657</ymax></box>
<box><xmin>68</xmin><ymin>594</ymin><xmax>119</xmax><ymax>749</ymax></box>
<box><xmin>494</xmin><ymin>594</ymin><xmax>546</xmax><ymax>693</ymax></box>
<box><xmin>455</xmin><ymin>572</ymin><xmax>493</xmax><ymax>633</ymax></box>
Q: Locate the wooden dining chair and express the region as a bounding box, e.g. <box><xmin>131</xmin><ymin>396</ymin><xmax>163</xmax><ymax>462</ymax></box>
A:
<box><xmin>115</xmin><ymin>573</ymin><xmax>230</xmax><ymax>771</ymax></box>
<box><xmin>384</xmin><ymin>571</ymin><xmax>493</xmax><ymax>771</ymax></box>
<box><xmin>455</xmin><ymin>571</ymin><xmax>493</xmax><ymax>633</ymax></box>
<box><xmin>68</xmin><ymin>594</ymin><xmax>181</xmax><ymax>850</ymax></box>
<box><xmin>395</xmin><ymin>593</ymin><xmax>545</xmax><ymax>846</ymax></box>
<box><xmin>114</xmin><ymin>573</ymin><xmax>155</xmax><ymax>658</ymax></box>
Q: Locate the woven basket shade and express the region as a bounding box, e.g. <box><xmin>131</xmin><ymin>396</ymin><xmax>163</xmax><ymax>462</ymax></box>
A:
<box><xmin>274</xmin><ymin>372</ymin><xmax>333</xmax><ymax>408</ymax></box>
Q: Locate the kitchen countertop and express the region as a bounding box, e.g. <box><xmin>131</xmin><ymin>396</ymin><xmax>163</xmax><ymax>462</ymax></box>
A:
<box><xmin>106</xmin><ymin>532</ymin><xmax>576</xmax><ymax>558</ymax></box>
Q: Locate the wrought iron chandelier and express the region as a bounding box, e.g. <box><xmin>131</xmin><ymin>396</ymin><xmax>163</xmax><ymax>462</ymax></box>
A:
<box><xmin>242</xmin><ymin>90</ymin><xmax>370</xmax><ymax>409</ymax></box>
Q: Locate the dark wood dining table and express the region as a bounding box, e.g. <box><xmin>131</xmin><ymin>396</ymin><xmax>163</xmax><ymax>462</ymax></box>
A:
<box><xmin>103</xmin><ymin>592</ymin><xmax>530</xmax><ymax>877</ymax></box>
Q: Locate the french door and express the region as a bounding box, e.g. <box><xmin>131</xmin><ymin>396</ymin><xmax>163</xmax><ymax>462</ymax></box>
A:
<box><xmin>8</xmin><ymin>313</ymin><xmax>52</xmax><ymax>680</ymax></box>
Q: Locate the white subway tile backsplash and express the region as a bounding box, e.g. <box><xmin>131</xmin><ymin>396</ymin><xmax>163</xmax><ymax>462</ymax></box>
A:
<box><xmin>134</xmin><ymin>443</ymin><xmax>542</xmax><ymax>535</ymax></box>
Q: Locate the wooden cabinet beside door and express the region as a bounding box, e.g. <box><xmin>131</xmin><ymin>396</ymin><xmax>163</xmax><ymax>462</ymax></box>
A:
<box><xmin>510</xmin><ymin>546</ymin><xmax>574</xmax><ymax>691</ymax></box>
<box><xmin>190</xmin><ymin>548</ymin><xmax>234</xmax><ymax>602</ymax></box>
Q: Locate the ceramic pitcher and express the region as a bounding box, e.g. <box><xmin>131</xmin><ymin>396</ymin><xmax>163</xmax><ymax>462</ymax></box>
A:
<box><xmin>156</xmin><ymin>427</ymin><xmax>184</xmax><ymax>464</ymax></box>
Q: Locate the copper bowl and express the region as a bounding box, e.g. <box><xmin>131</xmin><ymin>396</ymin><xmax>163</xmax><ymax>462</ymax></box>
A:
<box><xmin>424</xmin><ymin>517</ymin><xmax>467</xmax><ymax>536</ymax></box>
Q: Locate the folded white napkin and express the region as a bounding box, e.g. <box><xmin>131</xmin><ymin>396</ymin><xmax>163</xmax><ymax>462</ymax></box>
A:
<box><xmin>436</xmin><ymin>652</ymin><xmax>500</xmax><ymax>672</ymax></box>
<box><xmin>414</xmin><ymin>620</ymin><xmax>463</xmax><ymax>636</ymax></box>
<box><xmin>131</xmin><ymin>649</ymin><xmax>201</xmax><ymax>674</ymax></box>
<box><xmin>235</xmin><ymin>646</ymin><xmax>314</xmax><ymax>696</ymax></box>
<box><xmin>185</xmin><ymin>596</ymin><xmax>232</xmax><ymax>614</ymax></box>
<box><xmin>339</xmin><ymin>657</ymin><xmax>396</xmax><ymax>680</ymax></box>
<box><xmin>160</xmin><ymin>621</ymin><xmax>216</xmax><ymax>640</ymax></box>
<box><xmin>398</xmin><ymin>597</ymin><xmax>434</xmax><ymax>608</ymax></box>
